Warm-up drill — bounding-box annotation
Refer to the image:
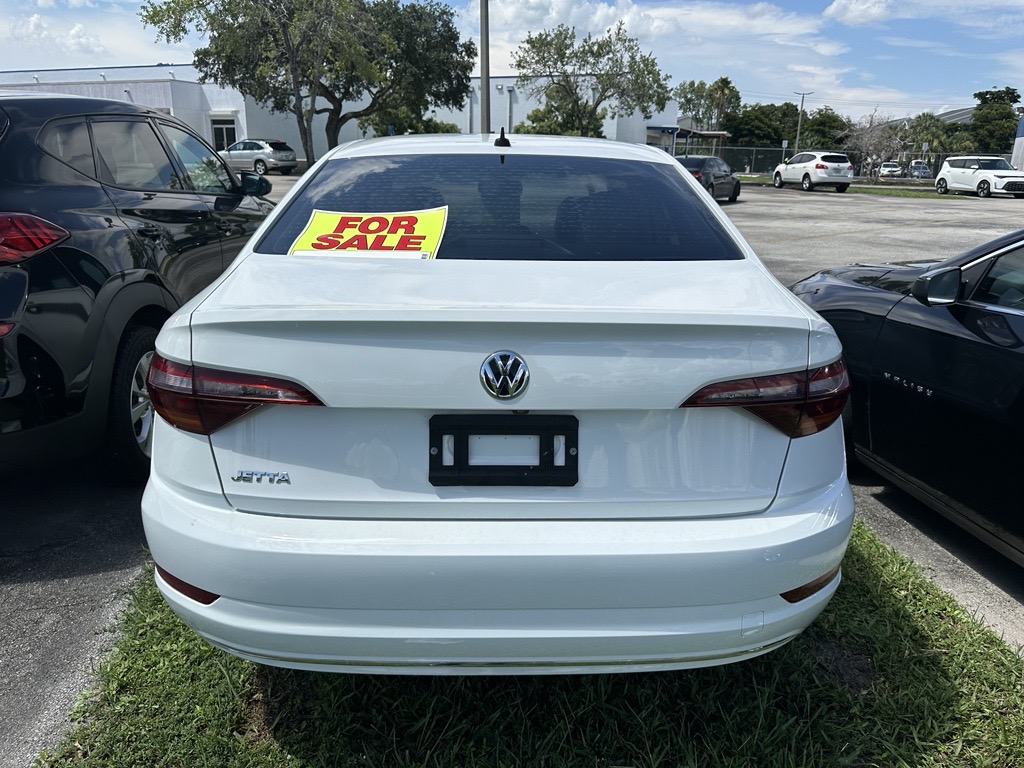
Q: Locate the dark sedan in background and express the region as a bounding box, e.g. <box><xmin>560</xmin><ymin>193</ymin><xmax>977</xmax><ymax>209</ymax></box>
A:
<box><xmin>676</xmin><ymin>155</ymin><xmax>740</xmax><ymax>202</ymax></box>
<box><xmin>0</xmin><ymin>93</ymin><xmax>273</xmax><ymax>482</ymax></box>
<box><xmin>792</xmin><ymin>229</ymin><xmax>1024</xmax><ymax>567</ymax></box>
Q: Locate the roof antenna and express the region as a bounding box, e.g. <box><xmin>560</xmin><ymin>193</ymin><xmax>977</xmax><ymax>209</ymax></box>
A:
<box><xmin>494</xmin><ymin>127</ymin><xmax>511</xmax><ymax>148</ymax></box>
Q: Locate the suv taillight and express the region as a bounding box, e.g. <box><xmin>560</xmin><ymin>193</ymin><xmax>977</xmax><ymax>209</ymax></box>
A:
<box><xmin>147</xmin><ymin>353</ymin><xmax>324</xmax><ymax>435</ymax></box>
<box><xmin>681</xmin><ymin>358</ymin><xmax>850</xmax><ymax>437</ymax></box>
<box><xmin>814</xmin><ymin>163</ymin><xmax>828</xmax><ymax>170</ymax></box>
<box><xmin>0</xmin><ymin>214</ymin><xmax>70</xmax><ymax>265</ymax></box>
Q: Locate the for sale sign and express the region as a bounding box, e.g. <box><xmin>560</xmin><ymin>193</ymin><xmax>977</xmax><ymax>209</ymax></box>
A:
<box><xmin>289</xmin><ymin>207</ymin><xmax>449</xmax><ymax>259</ymax></box>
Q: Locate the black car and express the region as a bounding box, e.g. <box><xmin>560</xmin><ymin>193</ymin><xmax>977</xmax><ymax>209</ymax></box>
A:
<box><xmin>676</xmin><ymin>155</ymin><xmax>740</xmax><ymax>202</ymax></box>
<box><xmin>792</xmin><ymin>229</ymin><xmax>1024</xmax><ymax>566</ymax></box>
<box><xmin>0</xmin><ymin>93</ymin><xmax>274</xmax><ymax>482</ymax></box>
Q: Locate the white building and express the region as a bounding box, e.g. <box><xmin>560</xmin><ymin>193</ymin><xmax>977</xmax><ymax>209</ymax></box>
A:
<box><xmin>0</xmin><ymin>64</ymin><xmax>679</xmax><ymax>160</ymax></box>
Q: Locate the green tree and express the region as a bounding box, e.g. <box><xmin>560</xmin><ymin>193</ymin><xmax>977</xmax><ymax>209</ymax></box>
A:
<box><xmin>722</xmin><ymin>102</ymin><xmax>799</xmax><ymax>146</ymax></box>
<box><xmin>905</xmin><ymin>112</ymin><xmax>949</xmax><ymax>161</ymax></box>
<box><xmin>317</xmin><ymin>0</ymin><xmax>475</xmax><ymax>148</ymax></box>
<box><xmin>140</xmin><ymin>0</ymin><xmax>475</xmax><ymax>161</ymax></box>
<box><xmin>674</xmin><ymin>77</ymin><xmax>740</xmax><ymax>131</ymax></box>
<box><xmin>800</xmin><ymin>106</ymin><xmax>852</xmax><ymax>150</ymax></box>
<box><xmin>969</xmin><ymin>87</ymin><xmax>1020</xmax><ymax>153</ymax></box>
<box><xmin>514</xmin><ymin>88</ymin><xmax>607</xmax><ymax>137</ymax></box>
<box><xmin>512</xmin><ymin>22</ymin><xmax>670</xmax><ymax>137</ymax></box>
<box><xmin>360</xmin><ymin>105</ymin><xmax>460</xmax><ymax>136</ymax></box>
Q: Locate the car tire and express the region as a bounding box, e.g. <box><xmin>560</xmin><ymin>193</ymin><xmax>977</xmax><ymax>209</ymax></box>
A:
<box><xmin>977</xmin><ymin>181</ymin><xmax>991</xmax><ymax>198</ymax></box>
<box><xmin>773</xmin><ymin>174</ymin><xmax>784</xmax><ymax>188</ymax></box>
<box><xmin>1014</xmin><ymin>194</ymin><xmax>1024</xmax><ymax>199</ymax></box>
<box><xmin>279</xmin><ymin>168</ymin><xmax>293</xmax><ymax>176</ymax></box>
<box><xmin>836</xmin><ymin>184</ymin><xmax>849</xmax><ymax>193</ymax></box>
<box><xmin>728</xmin><ymin>183</ymin><xmax>739</xmax><ymax>202</ymax></box>
<box><xmin>706</xmin><ymin>183</ymin><xmax>716</xmax><ymax>199</ymax></box>
<box><xmin>936</xmin><ymin>179</ymin><xmax>948</xmax><ymax>195</ymax></box>
<box><xmin>103</xmin><ymin>323</ymin><xmax>158</xmax><ymax>484</ymax></box>
<box><xmin>801</xmin><ymin>175</ymin><xmax>814</xmax><ymax>192</ymax></box>
<box><xmin>254</xmin><ymin>159</ymin><xmax>268</xmax><ymax>175</ymax></box>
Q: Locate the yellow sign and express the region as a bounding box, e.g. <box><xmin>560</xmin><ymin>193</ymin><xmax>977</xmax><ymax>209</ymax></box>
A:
<box><xmin>288</xmin><ymin>207</ymin><xmax>449</xmax><ymax>259</ymax></box>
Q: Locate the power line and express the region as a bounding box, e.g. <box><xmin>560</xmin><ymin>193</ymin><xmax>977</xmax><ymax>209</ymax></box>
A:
<box><xmin>742</xmin><ymin>89</ymin><xmax>974</xmax><ymax>111</ymax></box>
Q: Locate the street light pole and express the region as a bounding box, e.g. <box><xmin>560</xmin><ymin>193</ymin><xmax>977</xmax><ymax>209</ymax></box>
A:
<box><xmin>793</xmin><ymin>91</ymin><xmax>812</xmax><ymax>155</ymax></box>
<box><xmin>480</xmin><ymin>0</ymin><xmax>490</xmax><ymax>134</ymax></box>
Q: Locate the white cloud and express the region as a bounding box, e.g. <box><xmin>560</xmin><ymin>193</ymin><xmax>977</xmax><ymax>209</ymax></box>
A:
<box><xmin>823</xmin><ymin>0</ymin><xmax>893</xmax><ymax>25</ymax></box>
<box><xmin>8</xmin><ymin>14</ymin><xmax>107</xmax><ymax>61</ymax></box>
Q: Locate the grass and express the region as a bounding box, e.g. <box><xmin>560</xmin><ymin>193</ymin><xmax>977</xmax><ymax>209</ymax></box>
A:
<box><xmin>845</xmin><ymin>185</ymin><xmax>951</xmax><ymax>199</ymax></box>
<box><xmin>36</xmin><ymin>521</ymin><xmax>1024</xmax><ymax>768</ymax></box>
<box><xmin>741</xmin><ymin>175</ymin><xmax>948</xmax><ymax>199</ymax></box>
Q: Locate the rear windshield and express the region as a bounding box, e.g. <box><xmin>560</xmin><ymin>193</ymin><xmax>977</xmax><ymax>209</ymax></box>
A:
<box><xmin>268</xmin><ymin>141</ymin><xmax>293</xmax><ymax>152</ymax></box>
<box><xmin>676</xmin><ymin>157</ymin><xmax>704</xmax><ymax>170</ymax></box>
<box><xmin>821</xmin><ymin>154</ymin><xmax>850</xmax><ymax>164</ymax></box>
<box><xmin>258</xmin><ymin>154</ymin><xmax>744</xmax><ymax>261</ymax></box>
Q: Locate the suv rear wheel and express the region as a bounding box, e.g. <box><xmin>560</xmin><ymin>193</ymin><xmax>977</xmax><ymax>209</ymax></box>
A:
<box><xmin>103</xmin><ymin>324</ymin><xmax>158</xmax><ymax>483</ymax></box>
<box><xmin>801</xmin><ymin>175</ymin><xmax>814</xmax><ymax>192</ymax></box>
<box><xmin>254</xmin><ymin>159</ymin><xmax>268</xmax><ymax>175</ymax></box>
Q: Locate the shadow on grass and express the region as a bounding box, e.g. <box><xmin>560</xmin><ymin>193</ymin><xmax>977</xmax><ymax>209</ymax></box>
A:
<box><xmin>246</xmin><ymin>525</ymin><xmax>1000</xmax><ymax>768</ymax></box>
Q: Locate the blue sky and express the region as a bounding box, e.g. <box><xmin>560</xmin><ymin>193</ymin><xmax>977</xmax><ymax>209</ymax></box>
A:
<box><xmin>3</xmin><ymin>0</ymin><xmax>1024</xmax><ymax>120</ymax></box>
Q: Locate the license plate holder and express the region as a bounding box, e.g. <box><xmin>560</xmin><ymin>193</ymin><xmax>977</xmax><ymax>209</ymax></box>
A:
<box><xmin>429</xmin><ymin>414</ymin><xmax>579</xmax><ymax>486</ymax></box>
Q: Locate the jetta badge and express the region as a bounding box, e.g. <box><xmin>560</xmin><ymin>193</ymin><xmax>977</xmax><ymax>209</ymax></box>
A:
<box><xmin>480</xmin><ymin>350</ymin><xmax>530</xmax><ymax>400</ymax></box>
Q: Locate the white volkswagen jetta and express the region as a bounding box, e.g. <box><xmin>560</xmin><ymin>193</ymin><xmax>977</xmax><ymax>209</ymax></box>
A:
<box><xmin>142</xmin><ymin>133</ymin><xmax>853</xmax><ymax>675</ymax></box>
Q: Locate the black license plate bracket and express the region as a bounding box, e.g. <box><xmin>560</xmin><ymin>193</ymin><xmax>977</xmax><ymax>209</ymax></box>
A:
<box><xmin>428</xmin><ymin>414</ymin><xmax>579</xmax><ymax>487</ymax></box>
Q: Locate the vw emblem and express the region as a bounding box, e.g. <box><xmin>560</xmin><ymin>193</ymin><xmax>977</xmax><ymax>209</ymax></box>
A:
<box><xmin>480</xmin><ymin>350</ymin><xmax>530</xmax><ymax>400</ymax></box>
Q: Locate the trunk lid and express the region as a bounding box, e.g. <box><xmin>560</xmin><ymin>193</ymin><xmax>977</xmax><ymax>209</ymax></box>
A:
<box><xmin>182</xmin><ymin>255</ymin><xmax>815</xmax><ymax>520</ymax></box>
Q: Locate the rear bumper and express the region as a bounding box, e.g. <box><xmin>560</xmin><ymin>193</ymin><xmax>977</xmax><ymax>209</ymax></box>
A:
<box><xmin>142</xmin><ymin>470</ymin><xmax>854</xmax><ymax>674</ymax></box>
<box><xmin>266</xmin><ymin>158</ymin><xmax>297</xmax><ymax>171</ymax></box>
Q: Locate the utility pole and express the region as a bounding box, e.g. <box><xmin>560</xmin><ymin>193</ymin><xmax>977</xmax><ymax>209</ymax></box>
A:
<box><xmin>480</xmin><ymin>0</ymin><xmax>490</xmax><ymax>134</ymax></box>
<box><xmin>793</xmin><ymin>91</ymin><xmax>812</xmax><ymax>155</ymax></box>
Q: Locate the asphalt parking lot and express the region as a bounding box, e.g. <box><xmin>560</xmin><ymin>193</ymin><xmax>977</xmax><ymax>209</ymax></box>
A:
<box><xmin>2</xmin><ymin>175</ymin><xmax>1023</xmax><ymax>768</ymax></box>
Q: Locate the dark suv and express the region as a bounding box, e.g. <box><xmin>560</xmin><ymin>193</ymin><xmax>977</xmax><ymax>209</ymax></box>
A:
<box><xmin>0</xmin><ymin>93</ymin><xmax>274</xmax><ymax>482</ymax></box>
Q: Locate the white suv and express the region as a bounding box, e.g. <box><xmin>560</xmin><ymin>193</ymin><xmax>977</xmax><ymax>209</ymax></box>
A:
<box><xmin>935</xmin><ymin>156</ymin><xmax>1024</xmax><ymax>198</ymax></box>
<box><xmin>773</xmin><ymin>151</ymin><xmax>854</xmax><ymax>192</ymax></box>
<box><xmin>878</xmin><ymin>161</ymin><xmax>902</xmax><ymax>178</ymax></box>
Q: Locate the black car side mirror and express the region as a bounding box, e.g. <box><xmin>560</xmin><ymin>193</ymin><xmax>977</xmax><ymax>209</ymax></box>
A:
<box><xmin>239</xmin><ymin>171</ymin><xmax>273</xmax><ymax>197</ymax></box>
<box><xmin>911</xmin><ymin>266</ymin><xmax>961</xmax><ymax>306</ymax></box>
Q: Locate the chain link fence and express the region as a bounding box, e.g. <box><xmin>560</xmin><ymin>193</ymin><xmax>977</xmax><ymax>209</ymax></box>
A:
<box><xmin>672</xmin><ymin>144</ymin><xmax>1013</xmax><ymax>179</ymax></box>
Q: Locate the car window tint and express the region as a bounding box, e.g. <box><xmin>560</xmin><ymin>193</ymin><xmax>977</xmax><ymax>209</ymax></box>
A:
<box><xmin>821</xmin><ymin>155</ymin><xmax>849</xmax><ymax>163</ymax></box>
<box><xmin>160</xmin><ymin>124</ymin><xmax>234</xmax><ymax>195</ymax></box>
<box><xmin>91</xmin><ymin>120</ymin><xmax>178</xmax><ymax>190</ymax></box>
<box><xmin>226</xmin><ymin>141</ymin><xmax>243</xmax><ymax>152</ymax></box>
<box><xmin>979</xmin><ymin>158</ymin><xmax>1013</xmax><ymax>171</ymax></box>
<box><xmin>269</xmin><ymin>141</ymin><xmax>293</xmax><ymax>152</ymax></box>
<box><xmin>972</xmin><ymin>246</ymin><xmax>1024</xmax><ymax>309</ymax></box>
<box><xmin>259</xmin><ymin>154</ymin><xmax>744</xmax><ymax>261</ymax></box>
<box><xmin>39</xmin><ymin>119</ymin><xmax>95</xmax><ymax>177</ymax></box>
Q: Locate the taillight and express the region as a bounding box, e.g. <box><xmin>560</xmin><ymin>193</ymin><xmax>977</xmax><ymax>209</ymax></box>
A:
<box><xmin>814</xmin><ymin>163</ymin><xmax>828</xmax><ymax>170</ymax></box>
<box><xmin>0</xmin><ymin>322</ymin><xmax>13</xmax><ymax>337</ymax></box>
<box><xmin>147</xmin><ymin>352</ymin><xmax>324</xmax><ymax>435</ymax></box>
<box><xmin>691</xmin><ymin>171</ymin><xmax>702</xmax><ymax>180</ymax></box>
<box><xmin>0</xmin><ymin>213</ymin><xmax>70</xmax><ymax>264</ymax></box>
<box><xmin>681</xmin><ymin>358</ymin><xmax>850</xmax><ymax>438</ymax></box>
<box><xmin>847</xmin><ymin>165</ymin><xmax>854</xmax><ymax>171</ymax></box>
